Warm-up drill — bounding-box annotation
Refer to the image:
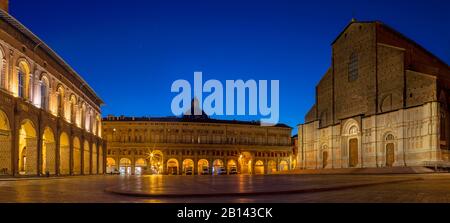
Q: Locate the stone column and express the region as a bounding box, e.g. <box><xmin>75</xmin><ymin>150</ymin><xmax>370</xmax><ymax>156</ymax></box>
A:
<box><xmin>26</xmin><ymin>138</ymin><xmax>38</xmax><ymax>175</ymax></box>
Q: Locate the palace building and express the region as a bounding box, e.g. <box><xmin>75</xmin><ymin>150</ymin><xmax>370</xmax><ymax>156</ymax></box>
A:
<box><xmin>298</xmin><ymin>19</ymin><xmax>450</xmax><ymax>169</ymax></box>
<box><xmin>103</xmin><ymin>105</ymin><xmax>293</xmax><ymax>175</ymax></box>
<box><xmin>0</xmin><ymin>1</ymin><xmax>106</xmax><ymax>176</ymax></box>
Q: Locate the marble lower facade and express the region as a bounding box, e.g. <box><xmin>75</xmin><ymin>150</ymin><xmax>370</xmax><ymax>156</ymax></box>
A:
<box><xmin>298</xmin><ymin>102</ymin><xmax>449</xmax><ymax>169</ymax></box>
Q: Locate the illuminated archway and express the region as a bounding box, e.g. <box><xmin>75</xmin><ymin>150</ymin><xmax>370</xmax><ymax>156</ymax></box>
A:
<box><xmin>213</xmin><ymin>159</ymin><xmax>224</xmax><ymax>175</ymax></box>
<box><xmin>0</xmin><ymin>109</ymin><xmax>11</xmax><ymax>175</ymax></box>
<box><xmin>119</xmin><ymin>158</ymin><xmax>132</xmax><ymax>175</ymax></box>
<box><xmin>255</xmin><ymin>160</ymin><xmax>264</xmax><ymax>175</ymax></box>
<box><xmin>239</xmin><ymin>152</ymin><xmax>252</xmax><ymax>174</ymax></box>
<box><xmin>135</xmin><ymin>158</ymin><xmax>146</xmax><ymax>175</ymax></box>
<box><xmin>167</xmin><ymin>158</ymin><xmax>179</xmax><ymax>175</ymax></box>
<box><xmin>42</xmin><ymin>127</ymin><xmax>56</xmax><ymax>175</ymax></box>
<box><xmin>73</xmin><ymin>137</ymin><xmax>81</xmax><ymax>175</ymax></box>
<box><xmin>59</xmin><ymin>132</ymin><xmax>70</xmax><ymax>175</ymax></box>
<box><xmin>227</xmin><ymin>159</ymin><xmax>237</xmax><ymax>174</ymax></box>
<box><xmin>279</xmin><ymin>160</ymin><xmax>289</xmax><ymax>171</ymax></box>
<box><xmin>182</xmin><ymin>159</ymin><xmax>194</xmax><ymax>175</ymax></box>
<box><xmin>18</xmin><ymin>119</ymin><xmax>37</xmax><ymax>175</ymax></box>
<box><xmin>147</xmin><ymin>150</ymin><xmax>163</xmax><ymax>174</ymax></box>
<box><xmin>83</xmin><ymin>141</ymin><xmax>90</xmax><ymax>174</ymax></box>
<box><xmin>106</xmin><ymin>157</ymin><xmax>116</xmax><ymax>174</ymax></box>
<box><xmin>267</xmin><ymin>160</ymin><xmax>277</xmax><ymax>174</ymax></box>
<box><xmin>198</xmin><ymin>159</ymin><xmax>209</xmax><ymax>175</ymax></box>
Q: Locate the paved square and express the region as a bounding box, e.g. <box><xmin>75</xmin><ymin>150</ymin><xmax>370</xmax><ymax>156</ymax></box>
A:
<box><xmin>1</xmin><ymin>174</ymin><xmax>450</xmax><ymax>203</ymax></box>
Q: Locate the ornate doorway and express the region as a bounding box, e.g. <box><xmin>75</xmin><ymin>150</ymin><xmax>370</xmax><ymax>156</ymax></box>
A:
<box><xmin>349</xmin><ymin>138</ymin><xmax>358</xmax><ymax>167</ymax></box>
<box><xmin>386</xmin><ymin>143</ymin><xmax>395</xmax><ymax>167</ymax></box>
<box><xmin>322</xmin><ymin>151</ymin><xmax>328</xmax><ymax>168</ymax></box>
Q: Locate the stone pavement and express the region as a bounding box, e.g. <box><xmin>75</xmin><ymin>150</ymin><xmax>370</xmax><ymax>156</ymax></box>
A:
<box><xmin>105</xmin><ymin>174</ymin><xmax>422</xmax><ymax>197</ymax></box>
<box><xmin>1</xmin><ymin>174</ymin><xmax>450</xmax><ymax>203</ymax></box>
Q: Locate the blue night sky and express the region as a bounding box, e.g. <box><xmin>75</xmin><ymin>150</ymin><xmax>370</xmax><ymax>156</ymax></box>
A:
<box><xmin>9</xmin><ymin>0</ymin><xmax>450</xmax><ymax>134</ymax></box>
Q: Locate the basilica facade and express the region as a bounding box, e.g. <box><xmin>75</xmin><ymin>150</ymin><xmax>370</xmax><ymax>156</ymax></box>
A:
<box><xmin>298</xmin><ymin>20</ymin><xmax>450</xmax><ymax>169</ymax></box>
<box><xmin>0</xmin><ymin>2</ymin><xmax>106</xmax><ymax>176</ymax></box>
<box><xmin>103</xmin><ymin>114</ymin><xmax>293</xmax><ymax>175</ymax></box>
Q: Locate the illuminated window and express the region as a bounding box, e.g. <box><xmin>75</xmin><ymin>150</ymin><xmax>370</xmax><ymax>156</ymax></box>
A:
<box><xmin>18</xmin><ymin>70</ymin><xmax>25</xmax><ymax>97</ymax></box>
<box><xmin>40</xmin><ymin>79</ymin><xmax>49</xmax><ymax>110</ymax></box>
<box><xmin>348</xmin><ymin>52</ymin><xmax>358</xmax><ymax>82</ymax></box>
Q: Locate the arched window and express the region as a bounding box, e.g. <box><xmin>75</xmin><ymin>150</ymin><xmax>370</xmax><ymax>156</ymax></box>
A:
<box><xmin>81</xmin><ymin>103</ymin><xmax>86</xmax><ymax>129</ymax></box>
<box><xmin>40</xmin><ymin>77</ymin><xmax>49</xmax><ymax>110</ymax></box>
<box><xmin>386</xmin><ymin>134</ymin><xmax>395</xmax><ymax>141</ymax></box>
<box><xmin>17</xmin><ymin>68</ymin><xmax>25</xmax><ymax>98</ymax></box>
<box><xmin>17</xmin><ymin>61</ymin><xmax>30</xmax><ymax>99</ymax></box>
<box><xmin>69</xmin><ymin>95</ymin><xmax>77</xmax><ymax>124</ymax></box>
<box><xmin>348</xmin><ymin>52</ymin><xmax>358</xmax><ymax>82</ymax></box>
<box><xmin>56</xmin><ymin>87</ymin><xmax>64</xmax><ymax>117</ymax></box>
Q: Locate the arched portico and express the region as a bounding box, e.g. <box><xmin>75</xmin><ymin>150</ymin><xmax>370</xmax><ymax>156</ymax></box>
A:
<box><xmin>18</xmin><ymin>119</ymin><xmax>37</xmax><ymax>175</ymax></box>
<box><xmin>59</xmin><ymin>132</ymin><xmax>70</xmax><ymax>175</ymax></box>
<box><xmin>42</xmin><ymin>127</ymin><xmax>56</xmax><ymax>175</ymax></box>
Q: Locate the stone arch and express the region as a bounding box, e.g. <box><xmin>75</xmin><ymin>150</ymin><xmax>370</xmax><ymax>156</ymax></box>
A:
<box><xmin>106</xmin><ymin>157</ymin><xmax>116</xmax><ymax>174</ymax></box>
<box><xmin>69</xmin><ymin>94</ymin><xmax>77</xmax><ymax>124</ymax></box>
<box><xmin>83</xmin><ymin>140</ymin><xmax>90</xmax><ymax>174</ymax></box>
<box><xmin>119</xmin><ymin>158</ymin><xmax>132</xmax><ymax>175</ymax></box>
<box><xmin>342</xmin><ymin>119</ymin><xmax>359</xmax><ymax>136</ymax></box>
<box><xmin>198</xmin><ymin>159</ymin><xmax>209</xmax><ymax>175</ymax></box>
<box><xmin>42</xmin><ymin>127</ymin><xmax>56</xmax><ymax>175</ymax></box>
<box><xmin>166</xmin><ymin>158</ymin><xmax>179</xmax><ymax>175</ymax></box>
<box><xmin>239</xmin><ymin>152</ymin><xmax>252</xmax><ymax>174</ymax></box>
<box><xmin>227</xmin><ymin>159</ymin><xmax>237</xmax><ymax>174</ymax></box>
<box><xmin>16</xmin><ymin>59</ymin><xmax>31</xmax><ymax>98</ymax></box>
<box><xmin>343</xmin><ymin>119</ymin><xmax>359</xmax><ymax>168</ymax></box>
<box><xmin>267</xmin><ymin>160</ymin><xmax>277</xmax><ymax>174</ymax></box>
<box><xmin>92</xmin><ymin>143</ymin><xmax>97</xmax><ymax>174</ymax></box>
<box><xmin>148</xmin><ymin>150</ymin><xmax>163</xmax><ymax>174</ymax></box>
<box><xmin>0</xmin><ymin>109</ymin><xmax>11</xmax><ymax>175</ymax></box>
<box><xmin>18</xmin><ymin>119</ymin><xmax>37</xmax><ymax>175</ymax></box>
<box><xmin>254</xmin><ymin>160</ymin><xmax>264</xmax><ymax>175</ymax></box>
<box><xmin>39</xmin><ymin>75</ymin><xmax>50</xmax><ymax>111</ymax></box>
<box><xmin>279</xmin><ymin>160</ymin><xmax>289</xmax><ymax>171</ymax></box>
<box><xmin>56</xmin><ymin>85</ymin><xmax>65</xmax><ymax>118</ymax></box>
<box><xmin>384</xmin><ymin>132</ymin><xmax>396</xmax><ymax>167</ymax></box>
<box><xmin>320</xmin><ymin>144</ymin><xmax>329</xmax><ymax>168</ymax></box>
<box><xmin>134</xmin><ymin>158</ymin><xmax>146</xmax><ymax>175</ymax></box>
<box><xmin>213</xmin><ymin>159</ymin><xmax>224</xmax><ymax>175</ymax></box>
<box><xmin>73</xmin><ymin>137</ymin><xmax>81</xmax><ymax>175</ymax></box>
<box><xmin>182</xmin><ymin>159</ymin><xmax>194</xmax><ymax>175</ymax></box>
<box><xmin>59</xmin><ymin>132</ymin><xmax>70</xmax><ymax>175</ymax></box>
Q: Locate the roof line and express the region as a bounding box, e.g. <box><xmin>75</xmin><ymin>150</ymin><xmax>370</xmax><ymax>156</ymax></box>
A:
<box><xmin>0</xmin><ymin>9</ymin><xmax>104</xmax><ymax>105</ymax></box>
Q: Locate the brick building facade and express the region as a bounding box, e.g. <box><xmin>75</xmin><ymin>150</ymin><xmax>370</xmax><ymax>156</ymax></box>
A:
<box><xmin>298</xmin><ymin>20</ymin><xmax>450</xmax><ymax>169</ymax></box>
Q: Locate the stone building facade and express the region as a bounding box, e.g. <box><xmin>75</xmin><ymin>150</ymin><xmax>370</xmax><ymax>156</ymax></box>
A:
<box><xmin>0</xmin><ymin>2</ymin><xmax>106</xmax><ymax>176</ymax></box>
<box><xmin>103</xmin><ymin>114</ymin><xmax>293</xmax><ymax>175</ymax></box>
<box><xmin>298</xmin><ymin>20</ymin><xmax>450</xmax><ymax>169</ymax></box>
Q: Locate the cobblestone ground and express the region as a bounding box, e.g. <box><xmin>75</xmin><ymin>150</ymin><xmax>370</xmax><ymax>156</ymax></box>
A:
<box><xmin>0</xmin><ymin>174</ymin><xmax>450</xmax><ymax>203</ymax></box>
